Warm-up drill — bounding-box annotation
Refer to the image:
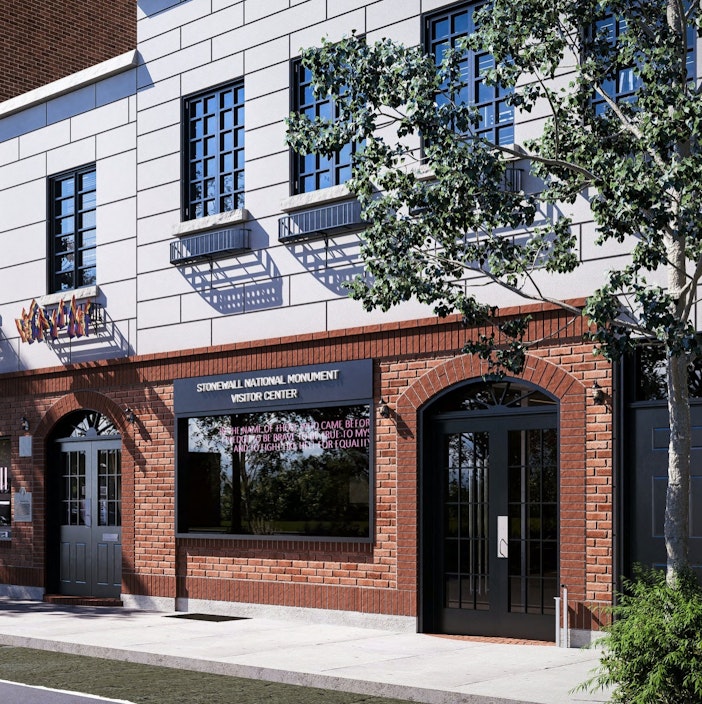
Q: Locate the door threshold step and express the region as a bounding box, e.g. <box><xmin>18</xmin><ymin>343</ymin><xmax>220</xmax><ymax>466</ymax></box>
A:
<box><xmin>43</xmin><ymin>595</ymin><xmax>123</xmax><ymax>607</ymax></box>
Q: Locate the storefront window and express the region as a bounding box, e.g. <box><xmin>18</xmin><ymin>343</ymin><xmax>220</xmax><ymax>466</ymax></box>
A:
<box><xmin>0</xmin><ymin>438</ymin><xmax>10</xmax><ymax>539</ymax></box>
<box><xmin>178</xmin><ymin>404</ymin><xmax>371</xmax><ymax>538</ymax></box>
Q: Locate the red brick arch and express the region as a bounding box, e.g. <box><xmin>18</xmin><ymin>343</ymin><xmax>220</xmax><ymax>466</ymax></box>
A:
<box><xmin>35</xmin><ymin>391</ymin><xmax>129</xmax><ymax>440</ymax></box>
<box><xmin>394</xmin><ymin>351</ymin><xmax>588</xmax><ymax>607</ymax></box>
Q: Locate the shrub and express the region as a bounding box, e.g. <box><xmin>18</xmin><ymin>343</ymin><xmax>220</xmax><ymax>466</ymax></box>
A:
<box><xmin>580</xmin><ymin>567</ymin><xmax>702</xmax><ymax>703</ymax></box>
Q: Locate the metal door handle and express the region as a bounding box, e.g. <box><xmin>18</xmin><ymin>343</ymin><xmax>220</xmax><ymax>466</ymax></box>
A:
<box><xmin>497</xmin><ymin>515</ymin><xmax>508</xmax><ymax>558</ymax></box>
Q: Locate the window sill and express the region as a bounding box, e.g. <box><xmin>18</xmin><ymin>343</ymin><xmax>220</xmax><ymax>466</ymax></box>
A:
<box><xmin>37</xmin><ymin>285</ymin><xmax>98</xmax><ymax>307</ymax></box>
<box><xmin>172</xmin><ymin>209</ymin><xmax>250</xmax><ymax>237</ymax></box>
<box><xmin>280</xmin><ymin>184</ymin><xmax>353</xmax><ymax>213</ymax></box>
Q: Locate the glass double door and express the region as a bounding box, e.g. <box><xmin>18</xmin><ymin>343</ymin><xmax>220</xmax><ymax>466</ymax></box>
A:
<box><xmin>58</xmin><ymin>439</ymin><xmax>122</xmax><ymax>598</ymax></box>
<box><xmin>427</xmin><ymin>413</ymin><xmax>558</xmax><ymax>640</ymax></box>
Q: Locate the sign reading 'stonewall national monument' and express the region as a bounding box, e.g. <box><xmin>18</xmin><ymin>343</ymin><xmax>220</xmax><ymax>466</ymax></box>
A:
<box><xmin>175</xmin><ymin>360</ymin><xmax>374</xmax><ymax>538</ymax></box>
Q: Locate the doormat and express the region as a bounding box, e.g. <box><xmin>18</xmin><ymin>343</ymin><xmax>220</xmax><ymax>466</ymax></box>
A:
<box><xmin>166</xmin><ymin>613</ymin><xmax>249</xmax><ymax>622</ymax></box>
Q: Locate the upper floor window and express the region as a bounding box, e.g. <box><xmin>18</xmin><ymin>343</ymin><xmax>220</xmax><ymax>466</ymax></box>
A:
<box><xmin>425</xmin><ymin>2</ymin><xmax>514</xmax><ymax>146</ymax></box>
<box><xmin>183</xmin><ymin>82</ymin><xmax>244</xmax><ymax>220</ymax></box>
<box><xmin>49</xmin><ymin>165</ymin><xmax>96</xmax><ymax>293</ymax></box>
<box><xmin>592</xmin><ymin>12</ymin><xmax>695</xmax><ymax>114</ymax></box>
<box><xmin>291</xmin><ymin>60</ymin><xmax>361</xmax><ymax>194</ymax></box>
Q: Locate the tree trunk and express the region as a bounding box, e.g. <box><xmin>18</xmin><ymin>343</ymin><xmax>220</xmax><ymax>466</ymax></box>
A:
<box><xmin>665</xmin><ymin>346</ymin><xmax>691</xmax><ymax>586</ymax></box>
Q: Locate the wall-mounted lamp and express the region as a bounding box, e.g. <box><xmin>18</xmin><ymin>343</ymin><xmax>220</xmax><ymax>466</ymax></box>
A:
<box><xmin>379</xmin><ymin>399</ymin><xmax>391</xmax><ymax>418</ymax></box>
<box><xmin>20</xmin><ymin>416</ymin><xmax>29</xmax><ymax>432</ymax></box>
<box><xmin>125</xmin><ymin>407</ymin><xmax>136</xmax><ymax>424</ymax></box>
<box><xmin>592</xmin><ymin>381</ymin><xmax>605</xmax><ymax>405</ymax></box>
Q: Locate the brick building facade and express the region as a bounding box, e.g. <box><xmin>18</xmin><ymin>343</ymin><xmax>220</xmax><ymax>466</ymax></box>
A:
<box><xmin>0</xmin><ymin>0</ymin><xmax>683</xmax><ymax>645</ymax></box>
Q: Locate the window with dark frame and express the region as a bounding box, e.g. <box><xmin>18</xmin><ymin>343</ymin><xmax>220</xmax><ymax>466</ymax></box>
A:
<box><xmin>184</xmin><ymin>81</ymin><xmax>245</xmax><ymax>220</ymax></box>
<box><xmin>49</xmin><ymin>165</ymin><xmax>97</xmax><ymax>294</ymax></box>
<box><xmin>592</xmin><ymin>11</ymin><xmax>696</xmax><ymax>114</ymax></box>
<box><xmin>425</xmin><ymin>2</ymin><xmax>514</xmax><ymax>146</ymax></box>
<box><xmin>291</xmin><ymin>60</ymin><xmax>361</xmax><ymax>194</ymax></box>
<box><xmin>177</xmin><ymin>405</ymin><xmax>371</xmax><ymax>538</ymax></box>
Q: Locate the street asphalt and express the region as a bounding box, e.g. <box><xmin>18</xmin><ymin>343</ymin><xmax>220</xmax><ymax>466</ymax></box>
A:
<box><xmin>0</xmin><ymin>599</ymin><xmax>610</xmax><ymax>704</ymax></box>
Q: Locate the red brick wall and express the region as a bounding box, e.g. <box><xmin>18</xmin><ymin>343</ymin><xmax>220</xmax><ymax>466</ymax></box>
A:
<box><xmin>0</xmin><ymin>306</ymin><xmax>614</xmax><ymax>633</ymax></box>
<box><xmin>0</xmin><ymin>0</ymin><xmax>136</xmax><ymax>102</ymax></box>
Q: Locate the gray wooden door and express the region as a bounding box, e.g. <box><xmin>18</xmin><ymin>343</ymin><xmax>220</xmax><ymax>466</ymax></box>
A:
<box><xmin>58</xmin><ymin>439</ymin><xmax>122</xmax><ymax>598</ymax></box>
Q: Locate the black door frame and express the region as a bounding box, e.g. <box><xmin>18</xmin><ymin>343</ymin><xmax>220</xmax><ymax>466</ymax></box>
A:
<box><xmin>419</xmin><ymin>380</ymin><xmax>559</xmax><ymax>639</ymax></box>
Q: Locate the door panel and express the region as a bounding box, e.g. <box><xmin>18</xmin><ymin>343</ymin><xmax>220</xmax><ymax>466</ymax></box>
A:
<box><xmin>58</xmin><ymin>440</ymin><xmax>122</xmax><ymax>597</ymax></box>
<box><xmin>429</xmin><ymin>413</ymin><xmax>557</xmax><ymax>640</ymax></box>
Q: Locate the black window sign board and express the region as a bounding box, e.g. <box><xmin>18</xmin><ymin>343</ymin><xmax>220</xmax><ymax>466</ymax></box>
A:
<box><xmin>174</xmin><ymin>359</ymin><xmax>372</xmax><ymax>415</ymax></box>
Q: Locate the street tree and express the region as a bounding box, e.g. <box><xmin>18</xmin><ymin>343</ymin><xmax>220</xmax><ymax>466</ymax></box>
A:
<box><xmin>285</xmin><ymin>0</ymin><xmax>702</xmax><ymax>585</ymax></box>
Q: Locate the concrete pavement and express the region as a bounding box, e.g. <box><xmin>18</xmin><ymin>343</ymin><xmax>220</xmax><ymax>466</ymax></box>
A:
<box><xmin>0</xmin><ymin>599</ymin><xmax>610</xmax><ymax>704</ymax></box>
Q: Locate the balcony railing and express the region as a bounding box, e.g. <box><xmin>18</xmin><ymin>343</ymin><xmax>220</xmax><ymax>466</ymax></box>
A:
<box><xmin>279</xmin><ymin>200</ymin><xmax>366</xmax><ymax>243</ymax></box>
<box><xmin>170</xmin><ymin>227</ymin><xmax>250</xmax><ymax>265</ymax></box>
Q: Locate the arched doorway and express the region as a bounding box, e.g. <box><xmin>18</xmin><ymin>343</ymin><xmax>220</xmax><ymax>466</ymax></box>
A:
<box><xmin>48</xmin><ymin>411</ymin><xmax>122</xmax><ymax>598</ymax></box>
<box><xmin>421</xmin><ymin>379</ymin><xmax>558</xmax><ymax>640</ymax></box>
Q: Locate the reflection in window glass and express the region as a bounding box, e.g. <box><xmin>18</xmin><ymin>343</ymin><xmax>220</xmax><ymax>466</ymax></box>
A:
<box><xmin>49</xmin><ymin>165</ymin><xmax>97</xmax><ymax>293</ymax></box>
<box><xmin>0</xmin><ymin>439</ymin><xmax>10</xmax><ymax>531</ymax></box>
<box><xmin>179</xmin><ymin>405</ymin><xmax>371</xmax><ymax>538</ymax></box>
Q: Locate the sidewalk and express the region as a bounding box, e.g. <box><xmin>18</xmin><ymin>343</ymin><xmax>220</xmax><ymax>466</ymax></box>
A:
<box><xmin>0</xmin><ymin>599</ymin><xmax>609</xmax><ymax>704</ymax></box>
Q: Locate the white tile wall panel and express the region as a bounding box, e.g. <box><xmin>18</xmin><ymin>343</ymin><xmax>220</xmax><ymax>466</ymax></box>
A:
<box><xmin>328</xmin><ymin>0</ymin><xmax>374</xmax><ymax>19</ymax></box>
<box><xmin>138</xmin><ymin>152</ymin><xmax>180</xmax><ymax>191</ymax></box>
<box><xmin>97</xmin><ymin>198</ymin><xmax>137</xmax><ymax>245</ymax></box>
<box><xmin>47</xmin><ymin>137</ymin><xmax>97</xmax><ymax>176</ymax></box>
<box><xmin>0</xmin><ymin>336</ymin><xmax>21</xmax><ymax>374</ymax></box>
<box><xmin>99</xmin><ymin>151</ymin><xmax>138</xmax><ymax>205</ymax></box>
<box><xmin>325</xmin><ymin>295</ymin><xmax>435</xmax><ymax>331</ymax></box>
<box><xmin>46</xmin><ymin>85</ymin><xmax>96</xmax><ymax>125</ymax></box>
<box><xmin>137</xmin><ymin>181</ymin><xmax>179</xmax><ymax>219</ymax></box>
<box><xmin>19</xmin><ymin>121</ymin><xmax>70</xmax><ymax>159</ymax></box>
<box><xmin>0</xmin><ymin>223</ymin><xmax>45</xmax><ymax>268</ymax></box>
<box><xmin>0</xmin><ymin>137</ymin><xmax>18</xmax><ymax>166</ymax></box>
<box><xmin>244</xmin><ymin>36</ymin><xmax>290</xmax><ymax>73</ymax></box>
<box><xmin>136</xmin><ymin>124</ymin><xmax>180</xmax><ymax>162</ymax></box>
<box><xmin>180</xmin><ymin>53</ymin><xmax>244</xmax><ymax>97</ymax></box>
<box><xmin>246</xmin><ymin>121</ymin><xmax>286</xmax><ymax>163</ymax></box>
<box><xmin>367</xmin><ymin>0</ymin><xmax>420</xmax><ymax>32</ymax></box>
<box><xmin>0</xmin><ymin>154</ymin><xmax>45</xmax><ymax>191</ymax></box>
<box><xmin>244</xmin><ymin>179</ymin><xmax>289</xmax><ymax>217</ymax></box>
<box><xmin>243</xmin><ymin>0</ymin><xmax>290</xmax><ymax>25</ymax></box>
<box><xmin>366</xmin><ymin>17</ymin><xmax>420</xmax><ymax>46</ymax></box>
<box><xmin>97</xmin><ymin>123</ymin><xmax>138</xmax><ymax>160</ymax></box>
<box><xmin>291</xmin><ymin>9</ymin><xmax>367</xmax><ymax>52</ymax></box>
<box><xmin>145</xmin><ymin>43</ymin><xmax>213</xmax><ymax>86</ymax></box>
<box><xmin>0</xmin><ymin>180</ymin><xmax>46</xmax><ymax>231</ymax></box>
<box><xmin>0</xmin><ymin>104</ymin><xmax>47</xmax><ymax>142</ymax></box>
<box><xmin>136</xmin><ymin>98</ymin><xmax>180</xmax><ymax>136</ymax></box>
<box><xmin>180</xmin><ymin>286</ymin><xmax>245</xmax><ymax>322</ymax></box>
<box><xmin>137</xmin><ymin>296</ymin><xmax>183</xmax><ymax>329</ymax></box>
<box><xmin>71</xmin><ymin>100</ymin><xmax>131</xmax><ymax>142</ymax></box>
<box><xmin>0</xmin><ymin>259</ymin><xmax>47</xmax><ymax>304</ymax></box>
<box><xmin>138</xmin><ymin>266</ymin><xmax>199</xmax><ymax>299</ymax></box>
<box><xmin>211</xmin><ymin>300</ymin><xmax>324</xmax><ymax>346</ymax></box>
<box><xmin>243</xmin><ymin>89</ymin><xmax>288</xmax><ymax>135</ymax></box>
<box><xmin>137</xmin><ymin>211</ymin><xmax>179</xmax><ymax>246</ymax></box>
<box><xmin>98</xmin><ymin>238</ymin><xmax>138</xmax><ymax>284</ymax></box>
<box><xmin>98</xmin><ymin>278</ymin><xmax>137</xmax><ymax>322</ymax></box>
<box><xmin>96</xmin><ymin>70</ymin><xmax>138</xmax><ymax>108</ymax></box>
<box><xmin>181</xmin><ymin>3</ymin><xmax>244</xmax><ymax>48</ymax></box>
<box><xmin>137</xmin><ymin>239</ymin><xmax>173</xmax><ymax>273</ymax></box>
<box><xmin>213</xmin><ymin>0</ymin><xmax>242</xmax><ymax>12</ymax></box>
<box><xmin>288</xmin><ymin>269</ymin><xmax>347</xmax><ymax>306</ymax></box>
<box><xmin>16</xmin><ymin>338</ymin><xmax>62</xmax><ymax>371</ymax></box>
<box><xmin>137</xmin><ymin>320</ymin><xmax>213</xmax><ymax>355</ymax></box>
<box><xmin>137</xmin><ymin>29</ymin><xmax>182</xmax><ymax>69</ymax></box>
<box><xmin>136</xmin><ymin>76</ymin><xmax>181</xmax><ymax>112</ymax></box>
<box><xmin>237</xmin><ymin>62</ymin><xmax>289</xmax><ymax>101</ymax></box>
<box><xmin>137</xmin><ymin>0</ymin><xmax>211</xmax><ymax>42</ymax></box>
